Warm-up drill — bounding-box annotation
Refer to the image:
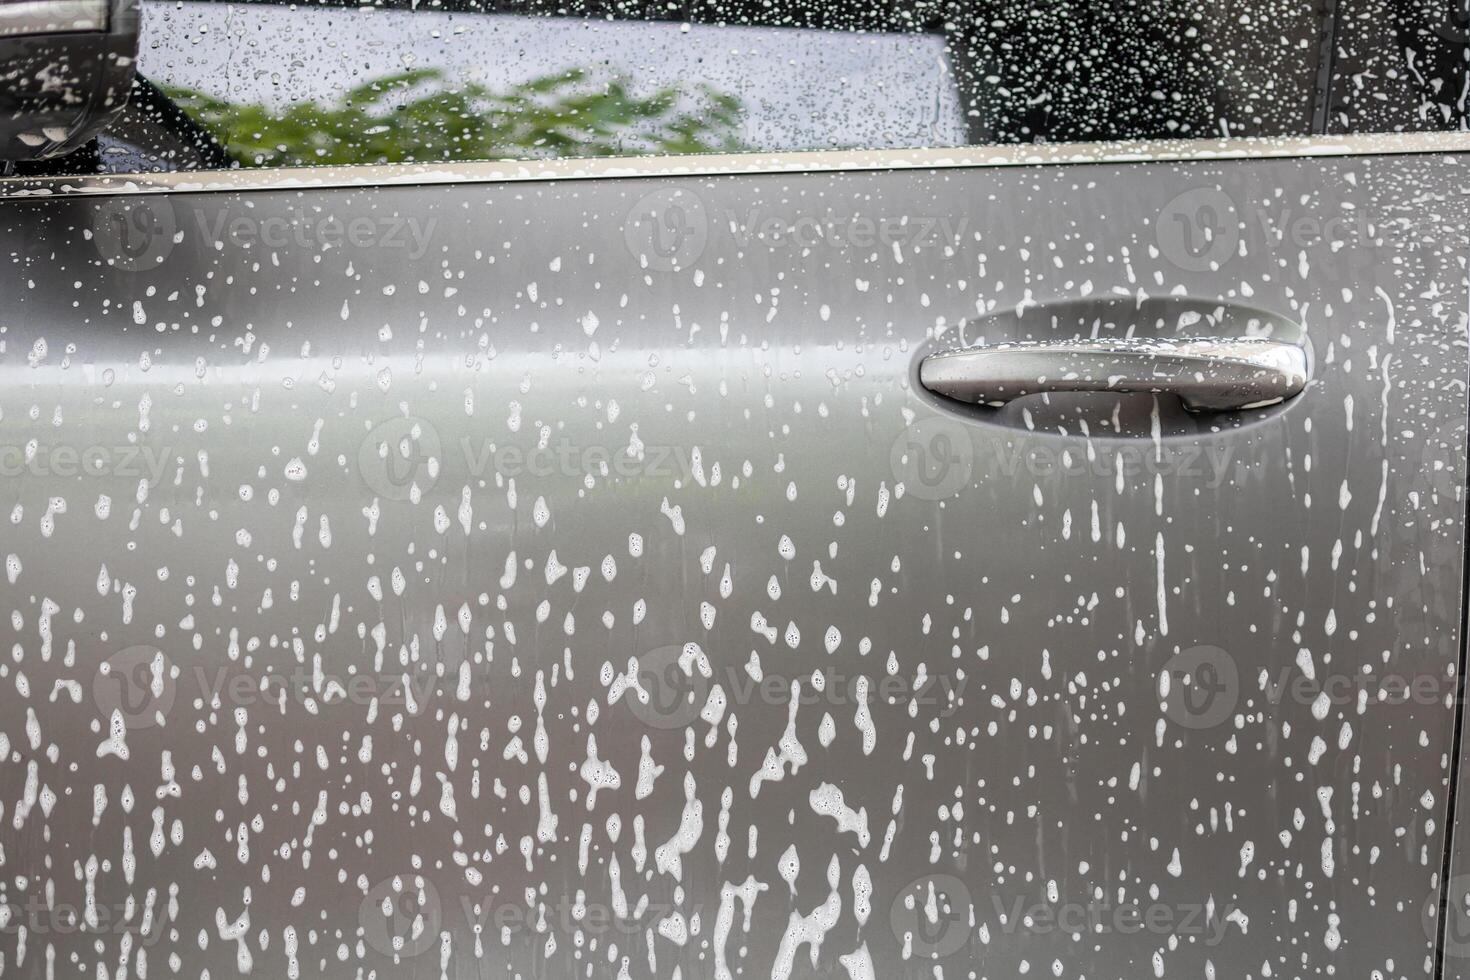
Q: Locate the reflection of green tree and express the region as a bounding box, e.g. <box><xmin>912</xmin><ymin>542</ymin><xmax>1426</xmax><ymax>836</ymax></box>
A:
<box><xmin>164</xmin><ymin>67</ymin><xmax>745</xmax><ymax>167</ymax></box>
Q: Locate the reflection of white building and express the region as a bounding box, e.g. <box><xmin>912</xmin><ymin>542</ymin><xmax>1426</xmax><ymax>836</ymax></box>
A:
<box><xmin>137</xmin><ymin>1</ymin><xmax>968</xmax><ymax>153</ymax></box>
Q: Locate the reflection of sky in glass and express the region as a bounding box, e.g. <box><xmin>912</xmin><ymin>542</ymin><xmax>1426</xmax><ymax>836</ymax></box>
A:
<box><xmin>136</xmin><ymin>1</ymin><xmax>969</xmax><ymax>153</ymax></box>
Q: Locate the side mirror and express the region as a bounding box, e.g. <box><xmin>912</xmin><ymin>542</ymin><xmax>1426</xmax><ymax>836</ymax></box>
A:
<box><xmin>0</xmin><ymin>0</ymin><xmax>139</xmax><ymax>162</ymax></box>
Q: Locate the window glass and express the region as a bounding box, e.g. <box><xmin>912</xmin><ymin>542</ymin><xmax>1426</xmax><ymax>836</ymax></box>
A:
<box><xmin>39</xmin><ymin>0</ymin><xmax>1470</xmax><ymax>173</ymax></box>
<box><xmin>138</xmin><ymin>1</ymin><xmax>969</xmax><ymax>164</ymax></box>
<box><xmin>1327</xmin><ymin>0</ymin><xmax>1470</xmax><ymax>134</ymax></box>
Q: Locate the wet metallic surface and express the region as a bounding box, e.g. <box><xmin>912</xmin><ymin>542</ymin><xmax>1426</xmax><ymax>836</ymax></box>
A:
<box><xmin>0</xmin><ymin>152</ymin><xmax>1465</xmax><ymax>977</ymax></box>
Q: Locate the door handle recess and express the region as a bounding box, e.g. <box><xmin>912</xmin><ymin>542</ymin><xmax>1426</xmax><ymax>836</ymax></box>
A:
<box><xmin>919</xmin><ymin>336</ymin><xmax>1309</xmax><ymax>413</ymax></box>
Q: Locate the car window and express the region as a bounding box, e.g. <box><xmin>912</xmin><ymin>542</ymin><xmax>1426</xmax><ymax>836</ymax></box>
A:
<box><xmin>1328</xmin><ymin>0</ymin><xmax>1470</xmax><ymax>134</ymax></box>
<box><xmin>34</xmin><ymin>0</ymin><xmax>1470</xmax><ymax>173</ymax></box>
<box><xmin>137</xmin><ymin>1</ymin><xmax>968</xmax><ymax>164</ymax></box>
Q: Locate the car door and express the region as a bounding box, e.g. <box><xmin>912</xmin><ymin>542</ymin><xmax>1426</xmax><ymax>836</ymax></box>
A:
<box><xmin>1</xmin><ymin>4</ymin><xmax>1468</xmax><ymax>980</ymax></box>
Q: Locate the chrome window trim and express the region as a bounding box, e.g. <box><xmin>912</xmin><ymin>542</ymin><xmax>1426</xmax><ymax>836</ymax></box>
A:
<box><xmin>3</xmin><ymin>132</ymin><xmax>1468</xmax><ymax>198</ymax></box>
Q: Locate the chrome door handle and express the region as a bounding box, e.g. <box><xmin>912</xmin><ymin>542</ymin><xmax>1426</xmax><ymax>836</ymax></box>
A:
<box><xmin>919</xmin><ymin>336</ymin><xmax>1309</xmax><ymax>412</ymax></box>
